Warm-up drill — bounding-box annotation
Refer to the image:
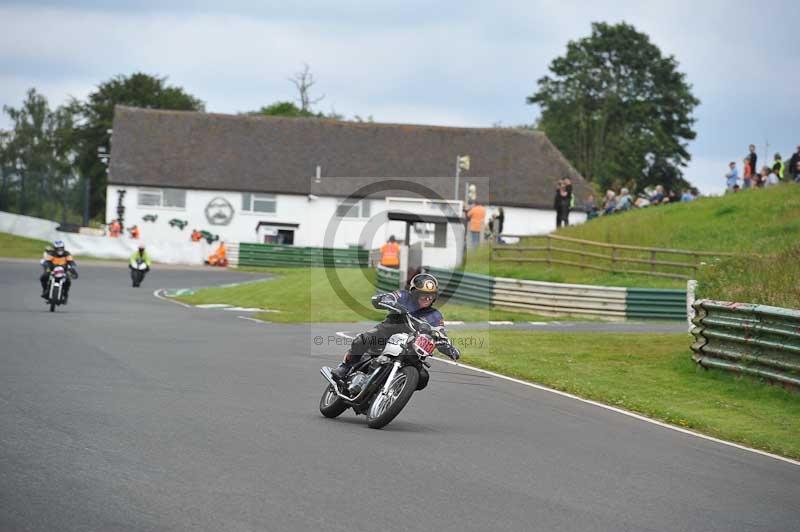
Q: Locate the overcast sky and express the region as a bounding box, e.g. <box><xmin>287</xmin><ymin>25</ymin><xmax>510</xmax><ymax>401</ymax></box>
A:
<box><xmin>2</xmin><ymin>0</ymin><xmax>798</xmax><ymax>194</ymax></box>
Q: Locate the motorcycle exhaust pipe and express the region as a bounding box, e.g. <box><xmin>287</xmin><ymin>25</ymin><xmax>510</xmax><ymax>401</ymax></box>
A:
<box><xmin>320</xmin><ymin>365</ymin><xmax>388</xmax><ymax>404</ymax></box>
<box><xmin>320</xmin><ymin>367</ymin><xmax>357</xmax><ymax>401</ymax></box>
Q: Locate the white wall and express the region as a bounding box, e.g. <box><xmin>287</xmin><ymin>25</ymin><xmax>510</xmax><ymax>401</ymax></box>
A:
<box><xmin>104</xmin><ymin>186</ymin><xmax>585</xmax><ymax>267</ymax></box>
<box><xmin>490</xmin><ymin>205</ymin><xmax>586</xmax><ymax>235</ymax></box>
<box><xmin>0</xmin><ymin>210</ymin><xmax>209</xmax><ymax>264</ymax></box>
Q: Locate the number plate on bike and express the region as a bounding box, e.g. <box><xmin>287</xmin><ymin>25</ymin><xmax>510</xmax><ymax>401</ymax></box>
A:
<box><xmin>414</xmin><ymin>335</ymin><xmax>435</xmax><ymax>356</ymax></box>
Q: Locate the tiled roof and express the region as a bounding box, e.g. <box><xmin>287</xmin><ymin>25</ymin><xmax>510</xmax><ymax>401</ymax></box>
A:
<box><xmin>109</xmin><ymin>106</ymin><xmax>591</xmax><ymax>209</ymax></box>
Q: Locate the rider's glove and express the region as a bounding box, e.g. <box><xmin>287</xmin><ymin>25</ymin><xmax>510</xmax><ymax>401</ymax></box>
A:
<box><xmin>438</xmin><ymin>343</ymin><xmax>460</xmax><ymax>361</ymax></box>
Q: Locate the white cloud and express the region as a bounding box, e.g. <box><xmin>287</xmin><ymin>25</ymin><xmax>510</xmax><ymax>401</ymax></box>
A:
<box><xmin>1</xmin><ymin>1</ymin><xmax>798</xmax><ymax>192</ymax></box>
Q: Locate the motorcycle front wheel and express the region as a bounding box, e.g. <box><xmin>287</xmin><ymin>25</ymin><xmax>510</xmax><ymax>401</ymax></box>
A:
<box><xmin>366</xmin><ymin>366</ymin><xmax>419</xmax><ymax>429</ymax></box>
<box><xmin>319</xmin><ymin>384</ymin><xmax>348</xmax><ymax>418</ymax></box>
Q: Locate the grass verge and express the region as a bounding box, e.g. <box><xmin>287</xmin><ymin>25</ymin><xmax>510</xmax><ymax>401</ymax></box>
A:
<box><xmin>0</xmin><ymin>232</ymin><xmax>51</xmax><ymax>258</ymax></box>
<box><xmin>451</xmin><ymin>329</ymin><xmax>800</xmax><ymax>459</ymax></box>
<box><xmin>175</xmin><ymin>267</ymin><xmax>564</xmax><ymax>323</ymax></box>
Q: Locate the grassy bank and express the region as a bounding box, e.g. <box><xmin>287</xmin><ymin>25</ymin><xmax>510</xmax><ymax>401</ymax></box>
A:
<box><xmin>465</xmin><ymin>185</ymin><xmax>800</xmax><ymax>305</ymax></box>
<box><xmin>176</xmin><ymin>267</ymin><xmax>562</xmax><ymax>323</ymax></box>
<box><xmin>452</xmin><ymin>329</ymin><xmax>800</xmax><ymax>459</ymax></box>
<box><xmin>0</xmin><ymin>232</ymin><xmax>50</xmax><ymax>258</ymax></box>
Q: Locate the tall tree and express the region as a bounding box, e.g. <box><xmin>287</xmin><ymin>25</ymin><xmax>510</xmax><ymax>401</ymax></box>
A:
<box><xmin>289</xmin><ymin>63</ymin><xmax>324</xmax><ymax>113</ymax></box>
<box><xmin>1</xmin><ymin>88</ymin><xmax>74</xmax><ymax>216</ymax></box>
<box><xmin>527</xmin><ymin>22</ymin><xmax>699</xmax><ymax>192</ymax></box>
<box><xmin>73</xmin><ymin>73</ymin><xmax>204</xmax><ymax>218</ymax></box>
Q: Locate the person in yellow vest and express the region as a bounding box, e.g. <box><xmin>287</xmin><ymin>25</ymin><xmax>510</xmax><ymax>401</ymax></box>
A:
<box><xmin>380</xmin><ymin>235</ymin><xmax>400</xmax><ymax>268</ymax></box>
<box><xmin>466</xmin><ymin>200</ymin><xmax>486</xmax><ymax>248</ymax></box>
<box><xmin>772</xmin><ymin>153</ymin><xmax>785</xmax><ymax>181</ymax></box>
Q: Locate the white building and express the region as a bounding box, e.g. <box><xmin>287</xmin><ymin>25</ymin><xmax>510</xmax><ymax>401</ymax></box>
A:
<box><xmin>107</xmin><ymin>107</ymin><xmax>590</xmax><ymax>267</ymax></box>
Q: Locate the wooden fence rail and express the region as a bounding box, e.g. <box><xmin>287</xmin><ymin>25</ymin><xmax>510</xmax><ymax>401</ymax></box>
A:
<box><xmin>491</xmin><ymin>234</ymin><xmax>738</xmax><ymax>280</ymax></box>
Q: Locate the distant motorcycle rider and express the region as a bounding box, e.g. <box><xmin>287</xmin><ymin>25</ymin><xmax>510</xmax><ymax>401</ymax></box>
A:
<box><xmin>331</xmin><ymin>273</ymin><xmax>461</xmax><ymax>381</ymax></box>
<box><xmin>40</xmin><ymin>239</ymin><xmax>78</xmax><ymax>302</ymax></box>
<box><xmin>129</xmin><ymin>243</ymin><xmax>152</xmax><ymax>287</ymax></box>
<box><xmin>129</xmin><ymin>244</ymin><xmax>152</xmax><ymax>271</ymax></box>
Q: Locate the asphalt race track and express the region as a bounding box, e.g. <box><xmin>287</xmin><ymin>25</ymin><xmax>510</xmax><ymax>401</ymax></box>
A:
<box><xmin>1</xmin><ymin>260</ymin><xmax>798</xmax><ymax>531</ymax></box>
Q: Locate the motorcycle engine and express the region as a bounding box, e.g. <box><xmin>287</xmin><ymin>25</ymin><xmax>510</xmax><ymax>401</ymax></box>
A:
<box><xmin>346</xmin><ymin>371</ymin><xmax>368</xmax><ymax>396</ymax></box>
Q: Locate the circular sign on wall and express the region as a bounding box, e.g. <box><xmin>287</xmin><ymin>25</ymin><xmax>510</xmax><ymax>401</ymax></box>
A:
<box><xmin>205</xmin><ymin>197</ymin><xmax>234</xmax><ymax>225</ymax></box>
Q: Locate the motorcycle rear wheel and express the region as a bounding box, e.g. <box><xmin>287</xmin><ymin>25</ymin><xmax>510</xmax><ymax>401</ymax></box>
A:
<box><xmin>319</xmin><ymin>384</ymin><xmax>348</xmax><ymax>418</ymax></box>
<box><xmin>366</xmin><ymin>366</ymin><xmax>418</xmax><ymax>429</ymax></box>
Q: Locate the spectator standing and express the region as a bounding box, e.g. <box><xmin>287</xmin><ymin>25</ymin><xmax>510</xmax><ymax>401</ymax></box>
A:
<box><xmin>788</xmin><ymin>145</ymin><xmax>800</xmax><ymax>181</ymax></box>
<box><xmin>747</xmin><ymin>144</ymin><xmax>758</xmax><ymax>180</ymax></box>
<box><xmin>554</xmin><ymin>184</ymin><xmax>571</xmax><ymax>227</ymax></box>
<box><xmin>380</xmin><ymin>235</ymin><xmax>400</xmax><ymax>268</ymax></box>
<box><xmin>742</xmin><ymin>156</ymin><xmax>753</xmax><ymax>189</ymax></box>
<box><xmin>725</xmin><ymin>161</ymin><xmax>739</xmax><ymax>192</ymax></box>
<box><xmin>466</xmin><ymin>200</ymin><xmax>486</xmax><ymax>248</ymax></box>
<box><xmin>496</xmin><ymin>207</ymin><xmax>505</xmax><ymax>236</ymax></box>
<box><xmin>772</xmin><ymin>153</ymin><xmax>785</xmax><ymax>182</ymax></box>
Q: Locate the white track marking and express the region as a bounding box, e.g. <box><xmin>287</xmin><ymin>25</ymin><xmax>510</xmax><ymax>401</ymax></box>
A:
<box><xmin>528</xmin><ymin>321</ymin><xmax>549</xmax><ymax>325</ymax></box>
<box><xmin>430</xmin><ymin>357</ymin><xmax>800</xmax><ymax>467</ymax></box>
<box><xmin>237</xmin><ymin>316</ymin><xmax>268</xmax><ymax>324</ymax></box>
<box><xmin>336</xmin><ymin>331</ymin><xmax>357</xmax><ymax>340</ymax></box>
<box><xmin>444</xmin><ymin>321</ymin><xmax>464</xmax><ymax>325</ymax></box>
<box><xmin>488</xmin><ymin>321</ymin><xmax>514</xmax><ymax>325</ymax></box>
<box><xmin>195</xmin><ymin>304</ymin><xmax>232</xmax><ymax>309</ymax></box>
<box><xmin>153</xmin><ymin>289</ymin><xmax>193</xmax><ymax>308</ymax></box>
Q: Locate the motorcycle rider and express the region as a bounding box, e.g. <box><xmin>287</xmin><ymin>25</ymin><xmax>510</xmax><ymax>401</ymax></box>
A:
<box><xmin>129</xmin><ymin>243</ymin><xmax>152</xmax><ymax>280</ymax></box>
<box><xmin>40</xmin><ymin>239</ymin><xmax>78</xmax><ymax>302</ymax></box>
<box><xmin>331</xmin><ymin>273</ymin><xmax>461</xmax><ymax>381</ymax></box>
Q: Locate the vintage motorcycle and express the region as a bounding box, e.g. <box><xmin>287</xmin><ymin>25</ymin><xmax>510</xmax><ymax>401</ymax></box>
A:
<box><xmin>319</xmin><ymin>303</ymin><xmax>449</xmax><ymax>429</ymax></box>
<box><xmin>45</xmin><ymin>266</ymin><xmax>69</xmax><ymax>312</ymax></box>
<box><xmin>130</xmin><ymin>257</ymin><xmax>148</xmax><ymax>287</ymax></box>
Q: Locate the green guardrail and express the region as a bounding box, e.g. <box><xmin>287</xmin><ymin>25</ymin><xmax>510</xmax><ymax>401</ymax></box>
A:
<box><xmin>626</xmin><ymin>287</ymin><xmax>686</xmax><ymax>320</ymax></box>
<box><xmin>425</xmin><ymin>266</ymin><xmax>494</xmax><ymax>307</ymax></box>
<box><xmin>376</xmin><ymin>266</ymin><xmax>401</xmax><ymax>293</ymax></box>
<box><xmin>691</xmin><ymin>300</ymin><xmax>800</xmax><ymax>387</ymax></box>
<box><xmin>239</xmin><ymin>243</ymin><xmax>368</xmax><ymax>268</ymax></box>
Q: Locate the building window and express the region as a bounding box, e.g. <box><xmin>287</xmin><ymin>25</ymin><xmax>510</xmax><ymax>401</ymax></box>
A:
<box><xmin>242</xmin><ymin>193</ymin><xmax>276</xmax><ymax>213</ymax></box>
<box><xmin>137</xmin><ymin>188</ymin><xmax>186</xmax><ymax>209</ymax></box>
<box><xmin>163</xmin><ymin>189</ymin><xmax>186</xmax><ymax>208</ymax></box>
<box><xmin>138</xmin><ymin>189</ymin><xmax>162</xmax><ymax>207</ymax></box>
<box><xmin>336</xmin><ymin>199</ymin><xmax>370</xmax><ymax>218</ymax></box>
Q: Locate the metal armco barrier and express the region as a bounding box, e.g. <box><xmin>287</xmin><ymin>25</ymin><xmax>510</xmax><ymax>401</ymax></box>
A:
<box><xmin>493</xmin><ymin>277</ymin><xmax>627</xmax><ymax>319</ymax></box>
<box><xmin>378</xmin><ymin>265</ymin><xmax>687</xmax><ymax>321</ymax></box>
<box><xmin>626</xmin><ymin>288</ymin><xmax>687</xmax><ymax>320</ymax></box>
<box><xmin>237</xmin><ymin>243</ymin><xmax>368</xmax><ymax>268</ymax></box>
<box><xmin>376</xmin><ymin>265</ymin><xmax>400</xmax><ymax>292</ymax></box>
<box><xmin>691</xmin><ymin>300</ymin><xmax>800</xmax><ymax>387</ymax></box>
<box><xmin>425</xmin><ymin>266</ymin><xmax>494</xmax><ymax>307</ymax></box>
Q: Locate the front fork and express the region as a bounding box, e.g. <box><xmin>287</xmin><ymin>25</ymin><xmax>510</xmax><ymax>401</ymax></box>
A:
<box><xmin>380</xmin><ymin>361</ymin><xmax>402</xmax><ymax>395</ymax></box>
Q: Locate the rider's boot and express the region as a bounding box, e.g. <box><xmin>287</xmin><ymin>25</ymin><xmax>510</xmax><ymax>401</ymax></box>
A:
<box><xmin>331</xmin><ymin>351</ymin><xmax>358</xmax><ymax>381</ymax></box>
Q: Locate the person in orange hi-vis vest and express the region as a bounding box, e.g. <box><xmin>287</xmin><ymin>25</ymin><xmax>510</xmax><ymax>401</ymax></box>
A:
<box><xmin>466</xmin><ymin>201</ymin><xmax>486</xmax><ymax>248</ymax></box>
<box><xmin>206</xmin><ymin>241</ymin><xmax>228</xmax><ymax>267</ymax></box>
<box><xmin>108</xmin><ymin>220</ymin><xmax>122</xmax><ymax>237</ymax></box>
<box><xmin>380</xmin><ymin>235</ymin><xmax>400</xmax><ymax>268</ymax></box>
